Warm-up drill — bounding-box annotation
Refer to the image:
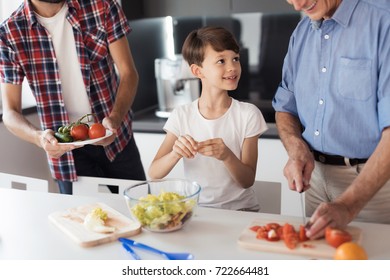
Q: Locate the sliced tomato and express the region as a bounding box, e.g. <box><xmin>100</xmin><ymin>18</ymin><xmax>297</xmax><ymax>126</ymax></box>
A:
<box><xmin>252</xmin><ymin>222</ymin><xmax>310</xmax><ymax>249</ymax></box>
<box><xmin>282</xmin><ymin>223</ymin><xmax>298</xmax><ymax>249</ymax></box>
<box><xmin>299</xmin><ymin>225</ymin><xmax>309</xmax><ymax>242</ymax></box>
<box><xmin>250</xmin><ymin>225</ymin><xmax>262</xmax><ymax>232</ymax></box>
<box><xmin>284</xmin><ymin>232</ymin><xmax>299</xmax><ymax>249</ymax></box>
<box><xmin>282</xmin><ymin>223</ymin><xmax>295</xmax><ymax>235</ymax></box>
<box><xmin>325</xmin><ymin>226</ymin><xmax>352</xmax><ymax>248</ymax></box>
<box><xmin>265</xmin><ymin>223</ymin><xmax>281</xmax><ymax>231</ymax></box>
<box><xmin>277</xmin><ymin>226</ymin><xmax>284</xmax><ymax>240</ymax></box>
<box><xmin>256</xmin><ymin>227</ymin><xmax>268</xmax><ymax>239</ymax></box>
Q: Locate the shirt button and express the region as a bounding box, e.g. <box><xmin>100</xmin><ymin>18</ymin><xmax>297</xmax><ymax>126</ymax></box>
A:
<box><xmin>319</xmin><ymin>99</ymin><xmax>324</xmax><ymax>105</ymax></box>
<box><xmin>321</xmin><ymin>67</ymin><xmax>327</xmax><ymax>73</ymax></box>
<box><xmin>324</xmin><ymin>34</ymin><xmax>330</xmax><ymax>40</ymax></box>
<box><xmin>314</xmin><ymin>130</ymin><xmax>320</xmax><ymax>136</ymax></box>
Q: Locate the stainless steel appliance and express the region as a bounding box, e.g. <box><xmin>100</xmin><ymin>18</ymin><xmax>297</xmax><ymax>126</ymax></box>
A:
<box><xmin>154</xmin><ymin>55</ymin><xmax>200</xmax><ymax>118</ymax></box>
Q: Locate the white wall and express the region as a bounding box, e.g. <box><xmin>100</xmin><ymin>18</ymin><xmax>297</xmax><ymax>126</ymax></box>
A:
<box><xmin>0</xmin><ymin>0</ymin><xmax>23</xmax><ymax>22</ymax></box>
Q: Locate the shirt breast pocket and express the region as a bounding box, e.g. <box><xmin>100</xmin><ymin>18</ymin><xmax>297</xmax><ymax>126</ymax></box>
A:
<box><xmin>84</xmin><ymin>28</ymin><xmax>108</xmax><ymax>63</ymax></box>
<box><xmin>337</xmin><ymin>57</ymin><xmax>373</xmax><ymax>101</ymax></box>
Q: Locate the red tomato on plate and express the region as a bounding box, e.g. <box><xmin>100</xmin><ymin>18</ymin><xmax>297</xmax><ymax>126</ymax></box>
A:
<box><xmin>325</xmin><ymin>226</ymin><xmax>352</xmax><ymax>248</ymax></box>
<box><xmin>88</xmin><ymin>123</ymin><xmax>106</xmax><ymax>139</ymax></box>
<box><xmin>70</xmin><ymin>124</ymin><xmax>89</xmax><ymax>141</ymax></box>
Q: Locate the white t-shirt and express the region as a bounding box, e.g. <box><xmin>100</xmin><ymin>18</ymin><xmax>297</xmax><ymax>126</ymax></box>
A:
<box><xmin>35</xmin><ymin>3</ymin><xmax>91</xmax><ymax>122</ymax></box>
<box><xmin>164</xmin><ymin>98</ymin><xmax>268</xmax><ymax>210</ymax></box>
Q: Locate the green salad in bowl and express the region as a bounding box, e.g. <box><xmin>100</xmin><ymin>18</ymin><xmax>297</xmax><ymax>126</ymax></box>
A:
<box><xmin>124</xmin><ymin>179</ymin><xmax>201</xmax><ymax>232</ymax></box>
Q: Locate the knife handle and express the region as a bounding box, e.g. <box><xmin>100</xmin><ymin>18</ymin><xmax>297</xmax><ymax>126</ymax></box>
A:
<box><xmin>121</xmin><ymin>242</ymin><xmax>141</xmax><ymax>260</ymax></box>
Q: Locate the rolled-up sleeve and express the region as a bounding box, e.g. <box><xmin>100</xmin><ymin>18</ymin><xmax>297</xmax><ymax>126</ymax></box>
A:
<box><xmin>0</xmin><ymin>34</ymin><xmax>24</xmax><ymax>85</ymax></box>
<box><xmin>105</xmin><ymin>0</ymin><xmax>131</xmax><ymax>44</ymax></box>
<box><xmin>378</xmin><ymin>96</ymin><xmax>390</xmax><ymax>131</ymax></box>
<box><xmin>272</xmin><ymin>85</ymin><xmax>298</xmax><ymax>117</ymax></box>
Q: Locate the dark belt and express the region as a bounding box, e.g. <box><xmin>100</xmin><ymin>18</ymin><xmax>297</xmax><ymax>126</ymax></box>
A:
<box><xmin>312</xmin><ymin>150</ymin><xmax>368</xmax><ymax>166</ymax></box>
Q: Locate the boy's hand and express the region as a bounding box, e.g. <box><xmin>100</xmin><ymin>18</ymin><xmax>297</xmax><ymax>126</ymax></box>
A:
<box><xmin>173</xmin><ymin>135</ymin><xmax>198</xmax><ymax>159</ymax></box>
<box><xmin>197</xmin><ymin>138</ymin><xmax>231</xmax><ymax>161</ymax></box>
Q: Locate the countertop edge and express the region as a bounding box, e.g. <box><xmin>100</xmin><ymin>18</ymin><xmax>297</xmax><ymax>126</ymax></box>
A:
<box><xmin>3</xmin><ymin>105</ymin><xmax>279</xmax><ymax>139</ymax></box>
<box><xmin>132</xmin><ymin>108</ymin><xmax>279</xmax><ymax>139</ymax></box>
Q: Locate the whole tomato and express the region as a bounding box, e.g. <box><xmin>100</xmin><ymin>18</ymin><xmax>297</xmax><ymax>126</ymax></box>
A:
<box><xmin>70</xmin><ymin>124</ymin><xmax>89</xmax><ymax>141</ymax></box>
<box><xmin>88</xmin><ymin>123</ymin><xmax>106</xmax><ymax>139</ymax></box>
<box><xmin>325</xmin><ymin>226</ymin><xmax>352</xmax><ymax>248</ymax></box>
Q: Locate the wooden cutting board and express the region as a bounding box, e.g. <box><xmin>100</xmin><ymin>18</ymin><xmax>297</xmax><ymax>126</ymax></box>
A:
<box><xmin>49</xmin><ymin>202</ymin><xmax>141</xmax><ymax>247</ymax></box>
<box><xmin>238</xmin><ymin>219</ymin><xmax>363</xmax><ymax>259</ymax></box>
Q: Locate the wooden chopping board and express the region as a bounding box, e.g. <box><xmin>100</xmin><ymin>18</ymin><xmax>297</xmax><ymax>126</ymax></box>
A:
<box><xmin>49</xmin><ymin>202</ymin><xmax>141</xmax><ymax>247</ymax></box>
<box><xmin>237</xmin><ymin>219</ymin><xmax>363</xmax><ymax>259</ymax></box>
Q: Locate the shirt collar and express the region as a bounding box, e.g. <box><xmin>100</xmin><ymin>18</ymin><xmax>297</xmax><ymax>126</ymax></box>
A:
<box><xmin>24</xmin><ymin>0</ymin><xmax>79</xmax><ymax>28</ymax></box>
<box><xmin>23</xmin><ymin>0</ymin><xmax>38</xmax><ymax>27</ymax></box>
<box><xmin>310</xmin><ymin>0</ymin><xmax>359</xmax><ymax>30</ymax></box>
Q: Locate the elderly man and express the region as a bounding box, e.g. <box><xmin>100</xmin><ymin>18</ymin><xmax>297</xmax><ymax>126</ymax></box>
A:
<box><xmin>273</xmin><ymin>0</ymin><xmax>390</xmax><ymax>239</ymax></box>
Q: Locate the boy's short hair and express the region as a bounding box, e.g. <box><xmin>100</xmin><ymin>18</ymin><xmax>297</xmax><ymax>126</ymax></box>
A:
<box><xmin>181</xmin><ymin>26</ymin><xmax>240</xmax><ymax>66</ymax></box>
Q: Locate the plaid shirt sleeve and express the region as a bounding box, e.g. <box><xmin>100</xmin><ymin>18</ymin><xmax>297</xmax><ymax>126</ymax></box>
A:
<box><xmin>0</xmin><ymin>26</ymin><xmax>25</xmax><ymax>85</ymax></box>
<box><xmin>105</xmin><ymin>0</ymin><xmax>131</xmax><ymax>44</ymax></box>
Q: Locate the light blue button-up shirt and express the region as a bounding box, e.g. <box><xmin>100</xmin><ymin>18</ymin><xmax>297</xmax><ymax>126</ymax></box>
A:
<box><xmin>273</xmin><ymin>0</ymin><xmax>390</xmax><ymax>158</ymax></box>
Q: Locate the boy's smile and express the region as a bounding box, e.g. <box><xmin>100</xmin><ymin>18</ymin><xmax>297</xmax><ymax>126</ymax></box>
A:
<box><xmin>197</xmin><ymin>44</ymin><xmax>241</xmax><ymax>92</ymax></box>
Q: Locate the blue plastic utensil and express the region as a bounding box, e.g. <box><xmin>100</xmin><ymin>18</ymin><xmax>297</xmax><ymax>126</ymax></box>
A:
<box><xmin>122</xmin><ymin>241</ymin><xmax>142</xmax><ymax>260</ymax></box>
<box><xmin>119</xmin><ymin>238</ymin><xmax>194</xmax><ymax>260</ymax></box>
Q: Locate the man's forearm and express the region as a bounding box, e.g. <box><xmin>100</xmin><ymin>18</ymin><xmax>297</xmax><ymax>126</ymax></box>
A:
<box><xmin>110</xmin><ymin>74</ymin><xmax>138</xmax><ymax>122</ymax></box>
<box><xmin>2</xmin><ymin>109</ymin><xmax>41</xmax><ymax>147</ymax></box>
<box><xmin>275</xmin><ymin>111</ymin><xmax>310</xmax><ymax>159</ymax></box>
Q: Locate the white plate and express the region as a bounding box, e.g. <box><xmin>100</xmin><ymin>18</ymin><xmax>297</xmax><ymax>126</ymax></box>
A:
<box><xmin>58</xmin><ymin>130</ymin><xmax>113</xmax><ymax>146</ymax></box>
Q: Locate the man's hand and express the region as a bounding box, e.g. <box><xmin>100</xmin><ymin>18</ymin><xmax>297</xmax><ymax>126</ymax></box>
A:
<box><xmin>284</xmin><ymin>149</ymin><xmax>314</xmax><ymax>193</ymax></box>
<box><xmin>305</xmin><ymin>201</ymin><xmax>353</xmax><ymax>239</ymax></box>
<box><xmin>39</xmin><ymin>129</ymin><xmax>76</xmax><ymax>158</ymax></box>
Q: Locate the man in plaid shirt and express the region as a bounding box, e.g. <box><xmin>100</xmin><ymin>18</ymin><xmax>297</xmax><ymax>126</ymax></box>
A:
<box><xmin>0</xmin><ymin>0</ymin><xmax>146</xmax><ymax>194</ymax></box>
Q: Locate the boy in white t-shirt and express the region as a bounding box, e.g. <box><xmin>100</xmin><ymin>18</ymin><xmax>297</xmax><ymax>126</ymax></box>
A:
<box><xmin>148</xmin><ymin>26</ymin><xmax>268</xmax><ymax>211</ymax></box>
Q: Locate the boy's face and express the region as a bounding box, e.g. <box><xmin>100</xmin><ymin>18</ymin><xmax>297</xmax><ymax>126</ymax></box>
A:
<box><xmin>195</xmin><ymin>44</ymin><xmax>241</xmax><ymax>92</ymax></box>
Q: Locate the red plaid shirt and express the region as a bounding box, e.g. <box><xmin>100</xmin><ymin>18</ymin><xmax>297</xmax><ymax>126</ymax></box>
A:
<box><xmin>0</xmin><ymin>0</ymin><xmax>133</xmax><ymax>181</ymax></box>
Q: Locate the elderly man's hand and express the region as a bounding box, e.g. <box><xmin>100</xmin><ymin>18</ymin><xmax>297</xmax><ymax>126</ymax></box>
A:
<box><xmin>305</xmin><ymin>201</ymin><xmax>353</xmax><ymax>239</ymax></box>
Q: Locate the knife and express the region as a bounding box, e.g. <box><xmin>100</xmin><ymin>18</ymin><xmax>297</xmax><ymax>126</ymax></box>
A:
<box><xmin>299</xmin><ymin>191</ymin><xmax>306</xmax><ymax>225</ymax></box>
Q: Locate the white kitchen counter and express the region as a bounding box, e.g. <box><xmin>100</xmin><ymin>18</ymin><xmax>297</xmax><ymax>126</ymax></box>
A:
<box><xmin>1</xmin><ymin>188</ymin><xmax>390</xmax><ymax>260</ymax></box>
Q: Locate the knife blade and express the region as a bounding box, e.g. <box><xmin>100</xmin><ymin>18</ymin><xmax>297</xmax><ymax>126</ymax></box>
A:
<box><xmin>299</xmin><ymin>192</ymin><xmax>306</xmax><ymax>225</ymax></box>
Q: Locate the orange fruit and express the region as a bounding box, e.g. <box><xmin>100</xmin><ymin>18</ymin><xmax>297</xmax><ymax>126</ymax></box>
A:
<box><xmin>334</xmin><ymin>242</ymin><xmax>368</xmax><ymax>260</ymax></box>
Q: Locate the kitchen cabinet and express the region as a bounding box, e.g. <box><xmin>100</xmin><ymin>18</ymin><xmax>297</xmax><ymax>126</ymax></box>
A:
<box><xmin>0</xmin><ymin>112</ymin><xmax>56</xmax><ymax>192</ymax></box>
<box><xmin>141</xmin><ymin>0</ymin><xmax>293</xmax><ymax>18</ymax></box>
<box><xmin>133</xmin><ymin>132</ymin><xmax>301</xmax><ymax>217</ymax></box>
